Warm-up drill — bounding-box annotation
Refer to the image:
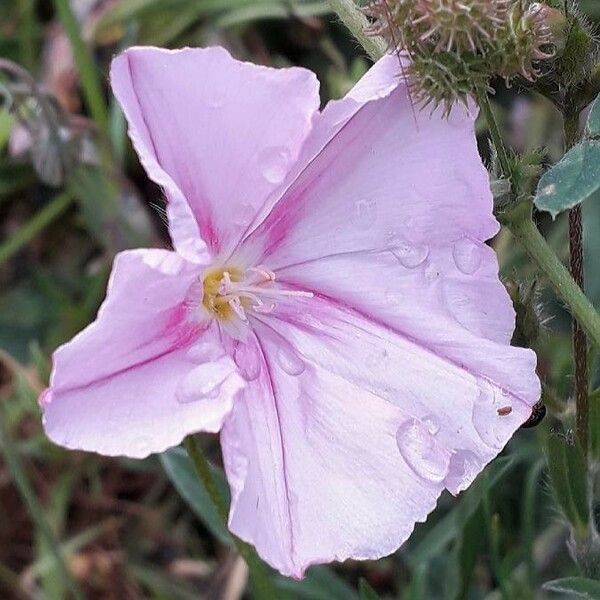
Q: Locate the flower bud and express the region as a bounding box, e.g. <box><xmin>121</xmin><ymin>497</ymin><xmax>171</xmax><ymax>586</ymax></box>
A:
<box><xmin>492</xmin><ymin>1</ymin><xmax>555</xmax><ymax>83</ymax></box>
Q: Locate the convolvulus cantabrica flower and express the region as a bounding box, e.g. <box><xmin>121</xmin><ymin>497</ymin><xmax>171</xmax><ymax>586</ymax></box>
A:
<box><xmin>41</xmin><ymin>47</ymin><xmax>540</xmax><ymax>577</ymax></box>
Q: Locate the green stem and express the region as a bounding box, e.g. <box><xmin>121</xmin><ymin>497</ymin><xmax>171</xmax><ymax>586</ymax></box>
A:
<box><xmin>327</xmin><ymin>0</ymin><xmax>387</xmax><ymax>62</ymax></box>
<box><xmin>508</xmin><ymin>211</ymin><xmax>600</xmax><ymax>350</ymax></box>
<box><xmin>478</xmin><ymin>91</ymin><xmax>512</xmax><ymax>180</ymax></box>
<box><xmin>52</xmin><ymin>0</ymin><xmax>110</xmax><ymax>137</ymax></box>
<box><xmin>183</xmin><ymin>436</ymin><xmax>277</xmax><ymax>600</ymax></box>
<box><xmin>0</xmin><ymin>406</ymin><xmax>84</xmax><ymax>600</ymax></box>
<box><xmin>0</xmin><ymin>192</ymin><xmax>74</xmax><ymax>266</ymax></box>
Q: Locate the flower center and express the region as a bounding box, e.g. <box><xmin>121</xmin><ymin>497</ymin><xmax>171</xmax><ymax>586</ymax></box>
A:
<box><xmin>202</xmin><ymin>265</ymin><xmax>312</xmax><ymax>323</ymax></box>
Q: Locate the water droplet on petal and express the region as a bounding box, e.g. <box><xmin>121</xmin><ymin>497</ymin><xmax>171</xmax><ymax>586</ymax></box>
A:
<box><xmin>390</xmin><ymin>239</ymin><xmax>429</xmax><ymax>269</ymax></box>
<box><xmin>233</xmin><ymin>342</ymin><xmax>261</xmax><ymax>381</ymax></box>
<box><xmin>351</xmin><ymin>199</ymin><xmax>377</xmax><ymax>230</ymax></box>
<box><xmin>178</xmin><ymin>361</ymin><xmax>232</xmax><ymax>404</ymax></box>
<box><xmin>185</xmin><ymin>342</ymin><xmax>225</xmax><ymax>364</ymax></box>
<box><xmin>259</xmin><ymin>146</ymin><xmax>291</xmax><ymax>184</ymax></box>
<box><xmin>425</xmin><ymin>263</ymin><xmax>441</xmax><ymax>282</ymax></box>
<box><xmin>396</xmin><ymin>419</ymin><xmax>450</xmax><ymax>483</ymax></box>
<box><xmin>472</xmin><ymin>382</ymin><xmax>508</xmax><ymax>449</ymax></box>
<box><xmin>444</xmin><ymin>449</ymin><xmax>481</xmax><ymax>492</ymax></box>
<box><xmin>277</xmin><ymin>346</ymin><xmax>305</xmax><ymax>376</ymax></box>
<box><xmin>422</xmin><ymin>415</ymin><xmax>441</xmax><ymax>435</ymax></box>
<box><xmin>453</xmin><ymin>238</ymin><xmax>482</xmax><ymax>275</ymax></box>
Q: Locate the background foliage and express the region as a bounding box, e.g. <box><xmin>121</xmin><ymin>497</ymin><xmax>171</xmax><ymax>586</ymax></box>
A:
<box><xmin>1</xmin><ymin>0</ymin><xmax>600</xmax><ymax>598</ymax></box>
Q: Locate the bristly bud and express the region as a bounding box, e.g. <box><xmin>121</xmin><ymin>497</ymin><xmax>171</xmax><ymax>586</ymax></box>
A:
<box><xmin>492</xmin><ymin>2</ymin><xmax>555</xmax><ymax>83</ymax></box>
<box><xmin>407</xmin><ymin>52</ymin><xmax>490</xmax><ymax>116</ymax></box>
<box><xmin>363</xmin><ymin>0</ymin><xmax>557</xmax><ymax>113</ymax></box>
<box><xmin>364</xmin><ymin>0</ymin><xmax>512</xmax><ymax>56</ymax></box>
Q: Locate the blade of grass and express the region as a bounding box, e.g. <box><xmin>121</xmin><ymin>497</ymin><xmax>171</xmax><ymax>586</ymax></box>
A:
<box><xmin>0</xmin><ymin>192</ymin><xmax>74</xmax><ymax>266</ymax></box>
<box><xmin>52</xmin><ymin>0</ymin><xmax>110</xmax><ymax>137</ymax></box>
<box><xmin>0</xmin><ymin>404</ymin><xmax>84</xmax><ymax>600</ymax></box>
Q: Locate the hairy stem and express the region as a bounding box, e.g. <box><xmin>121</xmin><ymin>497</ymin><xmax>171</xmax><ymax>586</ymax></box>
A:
<box><xmin>564</xmin><ymin>110</ymin><xmax>589</xmax><ymax>453</ymax></box>
<box><xmin>328</xmin><ymin>0</ymin><xmax>387</xmax><ymax>61</ymax></box>
<box><xmin>508</xmin><ymin>213</ymin><xmax>600</xmax><ymax>351</ymax></box>
<box><xmin>184</xmin><ymin>436</ymin><xmax>277</xmax><ymax>600</ymax></box>
<box><xmin>478</xmin><ymin>92</ymin><xmax>512</xmax><ymax>181</ymax></box>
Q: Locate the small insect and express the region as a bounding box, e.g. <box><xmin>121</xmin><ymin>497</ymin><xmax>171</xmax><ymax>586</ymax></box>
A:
<box><xmin>497</xmin><ymin>406</ymin><xmax>512</xmax><ymax>416</ymax></box>
<box><xmin>521</xmin><ymin>399</ymin><xmax>546</xmax><ymax>429</ymax></box>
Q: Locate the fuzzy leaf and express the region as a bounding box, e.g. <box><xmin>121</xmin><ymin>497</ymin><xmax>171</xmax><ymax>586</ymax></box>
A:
<box><xmin>544</xmin><ymin>432</ymin><xmax>589</xmax><ymax>534</ymax></box>
<box><xmin>543</xmin><ymin>576</ymin><xmax>600</xmax><ymax>598</ymax></box>
<box><xmin>534</xmin><ymin>141</ymin><xmax>600</xmax><ymax>218</ymax></box>
<box><xmin>589</xmin><ymin>388</ymin><xmax>600</xmax><ymax>461</ymax></box>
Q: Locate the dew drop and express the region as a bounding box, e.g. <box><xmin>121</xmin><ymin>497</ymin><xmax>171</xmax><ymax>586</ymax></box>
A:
<box><xmin>396</xmin><ymin>419</ymin><xmax>449</xmax><ymax>483</ymax></box>
<box><xmin>233</xmin><ymin>342</ymin><xmax>261</xmax><ymax>381</ymax></box>
<box><xmin>259</xmin><ymin>146</ymin><xmax>291</xmax><ymax>184</ymax></box>
<box><xmin>472</xmin><ymin>382</ymin><xmax>508</xmax><ymax>449</ymax></box>
<box><xmin>453</xmin><ymin>238</ymin><xmax>482</xmax><ymax>275</ymax></box>
<box><xmin>425</xmin><ymin>263</ymin><xmax>441</xmax><ymax>282</ymax></box>
<box><xmin>277</xmin><ymin>346</ymin><xmax>305</xmax><ymax>376</ymax></box>
<box><xmin>422</xmin><ymin>415</ymin><xmax>441</xmax><ymax>435</ymax></box>
<box><xmin>351</xmin><ymin>199</ymin><xmax>377</xmax><ymax>230</ymax></box>
<box><xmin>185</xmin><ymin>342</ymin><xmax>225</xmax><ymax>364</ymax></box>
<box><xmin>444</xmin><ymin>449</ymin><xmax>480</xmax><ymax>493</ymax></box>
<box><xmin>390</xmin><ymin>240</ymin><xmax>429</xmax><ymax>269</ymax></box>
<box><xmin>178</xmin><ymin>361</ymin><xmax>231</xmax><ymax>404</ymax></box>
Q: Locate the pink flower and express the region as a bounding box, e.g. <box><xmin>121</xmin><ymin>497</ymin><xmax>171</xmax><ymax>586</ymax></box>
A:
<box><xmin>41</xmin><ymin>46</ymin><xmax>540</xmax><ymax>577</ymax></box>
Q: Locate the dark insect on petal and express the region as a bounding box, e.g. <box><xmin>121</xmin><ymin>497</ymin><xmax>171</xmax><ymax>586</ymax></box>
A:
<box><xmin>521</xmin><ymin>400</ymin><xmax>546</xmax><ymax>429</ymax></box>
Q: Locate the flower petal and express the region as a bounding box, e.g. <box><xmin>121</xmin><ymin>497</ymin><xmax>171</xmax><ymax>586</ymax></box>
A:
<box><xmin>220</xmin><ymin>293</ymin><xmax>537</xmax><ymax>575</ymax></box>
<box><xmin>41</xmin><ymin>249</ymin><xmax>243</xmax><ymax>458</ymax></box>
<box><xmin>110</xmin><ymin>46</ymin><xmax>320</xmax><ymax>260</ymax></box>
<box><xmin>238</xmin><ymin>54</ymin><xmax>539</xmax><ymax>439</ymax></box>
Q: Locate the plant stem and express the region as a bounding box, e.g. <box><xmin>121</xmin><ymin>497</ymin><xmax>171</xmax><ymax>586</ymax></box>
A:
<box><xmin>0</xmin><ymin>406</ymin><xmax>84</xmax><ymax>600</ymax></box>
<box><xmin>0</xmin><ymin>192</ymin><xmax>74</xmax><ymax>266</ymax></box>
<box><xmin>183</xmin><ymin>436</ymin><xmax>277</xmax><ymax>600</ymax></box>
<box><xmin>508</xmin><ymin>213</ymin><xmax>600</xmax><ymax>350</ymax></box>
<box><xmin>328</xmin><ymin>0</ymin><xmax>387</xmax><ymax>61</ymax></box>
<box><xmin>478</xmin><ymin>91</ymin><xmax>512</xmax><ymax>180</ymax></box>
<box><xmin>52</xmin><ymin>0</ymin><xmax>110</xmax><ymax>137</ymax></box>
<box><xmin>564</xmin><ymin>110</ymin><xmax>589</xmax><ymax>454</ymax></box>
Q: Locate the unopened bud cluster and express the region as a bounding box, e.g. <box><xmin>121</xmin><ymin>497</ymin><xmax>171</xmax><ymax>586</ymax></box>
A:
<box><xmin>364</xmin><ymin>0</ymin><xmax>556</xmax><ymax>113</ymax></box>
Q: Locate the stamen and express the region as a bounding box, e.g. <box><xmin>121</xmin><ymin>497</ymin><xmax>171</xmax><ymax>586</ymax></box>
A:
<box><xmin>202</xmin><ymin>264</ymin><xmax>312</xmax><ymax>323</ymax></box>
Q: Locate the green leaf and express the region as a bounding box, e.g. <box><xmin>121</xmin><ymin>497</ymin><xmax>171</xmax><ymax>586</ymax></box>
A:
<box><xmin>278</xmin><ymin>567</ymin><xmax>359</xmax><ymax>600</ymax></box>
<box><xmin>589</xmin><ymin>388</ymin><xmax>600</xmax><ymax>461</ymax></box>
<box><xmin>543</xmin><ymin>576</ymin><xmax>600</xmax><ymax>598</ymax></box>
<box><xmin>407</xmin><ymin>457</ymin><xmax>515</xmax><ymax>566</ymax></box>
<box><xmin>534</xmin><ymin>140</ymin><xmax>600</xmax><ymax>218</ymax></box>
<box><xmin>160</xmin><ymin>447</ymin><xmax>232</xmax><ymax>545</ymax></box>
<box><xmin>586</xmin><ymin>93</ymin><xmax>600</xmax><ymax>137</ymax></box>
<box><xmin>449</xmin><ymin>507</ymin><xmax>485</xmax><ymax>600</ymax></box>
<box><xmin>358</xmin><ymin>579</ymin><xmax>381</xmax><ymax>600</ymax></box>
<box><xmin>544</xmin><ymin>431</ymin><xmax>589</xmax><ymax>535</ymax></box>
